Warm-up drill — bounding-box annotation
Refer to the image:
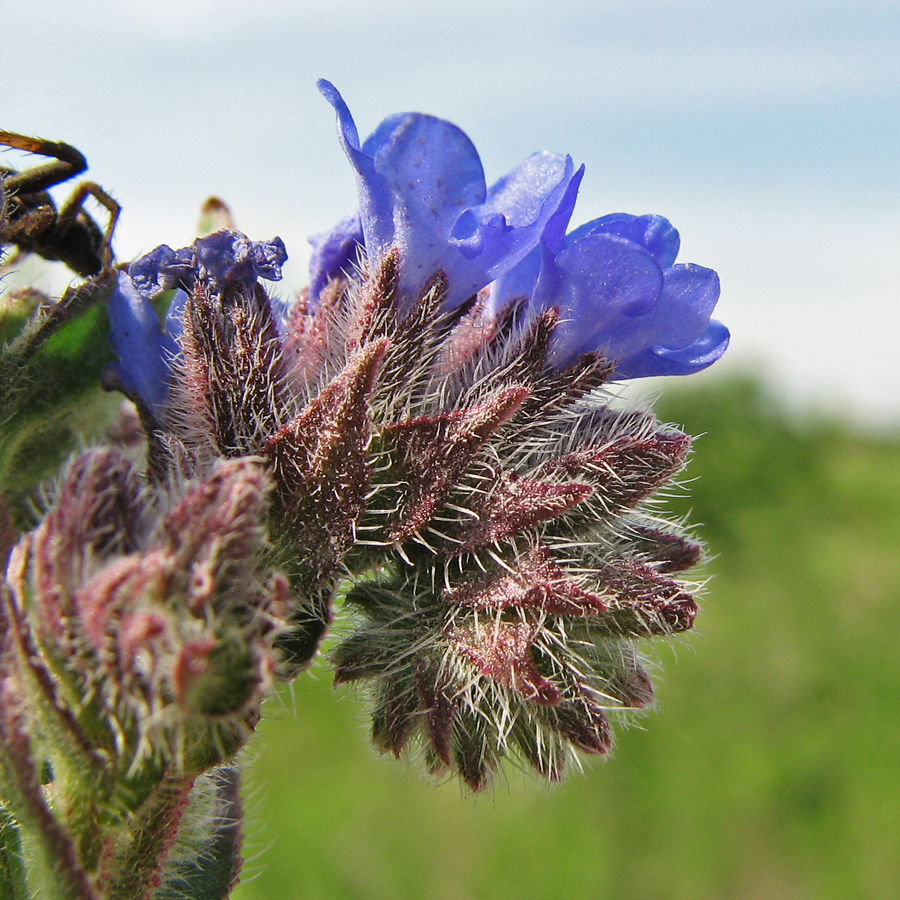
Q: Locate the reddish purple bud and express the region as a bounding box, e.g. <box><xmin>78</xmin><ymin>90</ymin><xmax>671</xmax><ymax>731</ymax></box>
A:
<box><xmin>331</xmin><ymin>633</ymin><xmax>386</xmax><ymax>685</ymax></box>
<box><xmin>76</xmin><ymin>551</ymin><xmax>170</xmax><ymax>653</ymax></box>
<box><xmin>536</xmin><ymin>428</ymin><xmax>690</xmax><ymax>519</ymax></box>
<box><xmin>445</xmin><ymin>547</ymin><xmax>607</xmax><ymax>616</ymax></box>
<box><xmin>597</xmin><ymin>557</ymin><xmax>698</xmax><ymax>636</ymax></box>
<box><xmin>509</xmin><ymin>317</ymin><xmax>615</xmax><ymax>425</ymax></box>
<box><xmin>372</xmin><ymin>676</ymin><xmax>417</xmax><ymax>758</ymax></box>
<box><xmin>606</xmin><ymin>654</ymin><xmax>655</xmax><ymax>708</ymax></box>
<box><xmin>161</xmin><ymin>457</ymin><xmax>271</xmax><ymax>608</ymax></box>
<box><xmin>382</xmin><ymin>386</ymin><xmax>529</xmax><ymax>542</ymax></box>
<box><xmin>345</xmin><ymin>247</ymin><xmax>401</xmax><ymax>351</ymax></box>
<box><xmin>180</xmin><ymin>282</ymin><xmax>287</xmax><ymax>454</ymax></box>
<box><xmin>457</xmin><ymin>749</ymin><xmax>490</xmax><ymax>792</ymax></box>
<box><xmin>449</xmin><ymin>710</ymin><xmax>495</xmax><ymax>792</ymax></box>
<box><xmin>416</xmin><ymin>660</ymin><xmax>456</xmax><ymax>766</ymax></box>
<box><xmin>432</xmin><ymin>290</ymin><xmax>497</xmax><ymax>376</ymax></box>
<box><xmin>628</xmin><ymin>524</ymin><xmax>702</xmax><ymax>573</ymax></box>
<box><xmin>448</xmin><ymin>620</ymin><xmax>560</xmax><ymax>705</ymax></box>
<box><xmin>1</xmin><ymin>578</ymin><xmax>99</xmax><ymax>768</ymax></box>
<box><xmin>359</xmin><ymin>268</ymin><xmax>448</xmax><ymax>393</ymax></box>
<box><xmin>117</xmin><ymin>611</ymin><xmax>169</xmax><ymax>673</ymax></box>
<box><xmin>281</xmin><ymin>280</ymin><xmax>346</xmax><ymax>388</ymax></box>
<box><xmin>552</xmin><ymin>698</ymin><xmax>613</xmax><ymax>754</ymax></box>
<box><xmin>450</xmin><ymin>472</ymin><xmax>592</xmax><ymax>554</ymax></box>
<box><xmin>26</xmin><ymin>447</ymin><xmax>143</xmax><ymax>639</ymax></box>
<box><xmin>266</xmin><ymin>340</ymin><xmax>385</xmax><ymax>578</ymax></box>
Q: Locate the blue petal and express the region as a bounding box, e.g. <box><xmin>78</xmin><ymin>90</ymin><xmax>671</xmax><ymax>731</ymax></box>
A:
<box><xmin>249</xmin><ymin>236</ymin><xmax>288</xmax><ymax>281</ymax></box>
<box><xmin>584</xmin><ymin>262</ymin><xmax>720</xmax><ymax>373</ymax></box>
<box><xmin>192</xmin><ymin>230</ymin><xmax>287</xmax><ymax>288</ymax></box>
<box><xmin>376</xmin><ymin>113</ymin><xmax>487</xmax><ymax>246</ymax></box>
<box><xmin>652</xmin><ymin>264</ymin><xmax>721</xmax><ymax>348</ymax></box>
<box><xmin>597</xmin><ymin>263</ymin><xmax>720</xmax><ymax>378</ymax></box>
<box><xmin>128</xmin><ymin>233</ymin><xmax>286</xmax><ymax>304</ymax></box>
<box><xmin>127</xmin><ymin>244</ymin><xmax>180</xmax><ymax>295</ymax></box>
<box><xmin>319</xmin><ymin>80</ymin><xmax>580</xmax><ymax>310</ymax></box>
<box><xmin>483</xmin><ymin>165</ymin><xmax>585</xmax><ymax>319</ymax></box>
<box><xmin>107</xmin><ymin>271</ymin><xmax>171</xmax><ymax>414</ymax></box>
<box><xmin>442</xmin><ymin>152</ymin><xmax>577</xmax><ymax>308</ymax></box>
<box><xmin>308</xmin><ymin>212</ymin><xmax>363</xmax><ymax>303</ymax></box>
<box><xmin>317</xmin><ymin>80</ymin><xmax>396</xmax><ymax>259</ymax></box>
<box><xmin>613</xmin><ymin>320</ymin><xmax>730</xmax><ymax>378</ymax></box>
<box><xmin>546</xmin><ymin>234</ymin><xmax>665</xmax><ymax>368</ymax></box>
<box><xmin>567</xmin><ymin>214</ymin><xmax>681</xmax><ymax>269</ymax></box>
<box><xmin>321</xmin><ymin>79</ymin><xmax>487</xmax><ymax>305</ymax></box>
<box><xmin>536</xmin><ymin>164</ymin><xmax>585</xmax><ymax>255</ymax></box>
<box><xmin>484</xmin><ymin>247</ymin><xmax>542</xmax><ymax>319</ymax></box>
<box><xmin>163</xmin><ymin>288</ymin><xmax>188</xmax><ymax>354</ymax></box>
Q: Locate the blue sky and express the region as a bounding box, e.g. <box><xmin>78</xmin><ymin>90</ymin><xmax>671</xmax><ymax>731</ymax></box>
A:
<box><xmin>6</xmin><ymin>0</ymin><xmax>899</xmax><ymax>425</ymax></box>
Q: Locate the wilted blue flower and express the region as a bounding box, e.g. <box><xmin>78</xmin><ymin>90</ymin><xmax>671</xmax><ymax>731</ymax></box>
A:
<box><xmin>107</xmin><ymin>229</ymin><xmax>287</xmax><ymax>414</ymax></box>
<box><xmin>313</xmin><ymin>82</ymin><xmax>727</xmax><ymax>378</ymax></box>
<box><xmin>313</xmin><ymin>79</ymin><xmax>581</xmax><ymax>312</ymax></box>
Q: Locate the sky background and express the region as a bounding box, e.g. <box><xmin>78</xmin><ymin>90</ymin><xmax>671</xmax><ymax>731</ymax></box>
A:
<box><xmin>5</xmin><ymin>0</ymin><xmax>899</xmax><ymax>427</ymax></box>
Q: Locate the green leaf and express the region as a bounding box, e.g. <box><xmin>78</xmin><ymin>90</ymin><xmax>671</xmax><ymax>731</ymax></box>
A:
<box><xmin>0</xmin><ymin>277</ymin><xmax>119</xmax><ymax>513</ymax></box>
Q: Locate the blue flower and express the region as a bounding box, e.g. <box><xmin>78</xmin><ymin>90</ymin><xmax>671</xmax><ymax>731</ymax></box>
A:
<box><xmin>108</xmin><ymin>230</ymin><xmax>286</xmax><ymax>414</ymax></box>
<box><xmin>312</xmin><ymin>83</ymin><xmax>727</xmax><ymax>379</ymax></box>
<box><xmin>312</xmin><ymin>79</ymin><xmax>581</xmax><ymax>311</ymax></box>
<box><xmin>488</xmin><ymin>212</ymin><xmax>729</xmax><ymax>378</ymax></box>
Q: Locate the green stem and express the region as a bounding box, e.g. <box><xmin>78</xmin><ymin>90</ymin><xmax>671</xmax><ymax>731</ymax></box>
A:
<box><xmin>0</xmin><ymin>806</ymin><xmax>29</xmax><ymax>900</ymax></box>
<box><xmin>98</xmin><ymin>771</ymin><xmax>195</xmax><ymax>900</ymax></box>
<box><xmin>0</xmin><ymin>691</ymin><xmax>98</xmax><ymax>900</ymax></box>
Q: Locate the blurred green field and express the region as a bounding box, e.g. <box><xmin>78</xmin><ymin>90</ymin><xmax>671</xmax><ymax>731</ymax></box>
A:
<box><xmin>233</xmin><ymin>376</ymin><xmax>900</xmax><ymax>900</ymax></box>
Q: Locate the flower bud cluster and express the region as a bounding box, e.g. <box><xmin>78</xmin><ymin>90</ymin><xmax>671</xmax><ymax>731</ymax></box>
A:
<box><xmin>0</xmin><ymin>447</ymin><xmax>284</xmax><ymax>896</ymax></box>
<box><xmin>106</xmin><ymin>224</ymin><xmax>707</xmax><ymax>788</ymax></box>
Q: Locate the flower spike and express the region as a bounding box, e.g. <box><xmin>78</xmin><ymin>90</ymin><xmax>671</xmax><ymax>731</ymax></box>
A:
<box><xmin>98</xmin><ymin>82</ymin><xmax>728</xmax><ymax>790</ymax></box>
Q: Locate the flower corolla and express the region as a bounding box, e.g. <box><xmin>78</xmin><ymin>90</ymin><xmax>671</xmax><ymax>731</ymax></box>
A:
<box><xmin>312</xmin><ymin>79</ymin><xmax>581</xmax><ymax>312</ymax></box>
<box><xmin>312</xmin><ymin>82</ymin><xmax>727</xmax><ymax>378</ymax></box>
<box><xmin>489</xmin><ymin>212</ymin><xmax>729</xmax><ymax>377</ymax></box>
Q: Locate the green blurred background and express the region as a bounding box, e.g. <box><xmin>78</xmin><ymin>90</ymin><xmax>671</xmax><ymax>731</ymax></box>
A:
<box><xmin>233</xmin><ymin>375</ymin><xmax>900</xmax><ymax>900</ymax></box>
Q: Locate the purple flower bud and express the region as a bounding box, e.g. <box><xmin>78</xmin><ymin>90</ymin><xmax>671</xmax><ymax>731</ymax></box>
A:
<box><xmin>7</xmin><ymin>447</ymin><xmax>290</xmax><ymax>761</ymax></box>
